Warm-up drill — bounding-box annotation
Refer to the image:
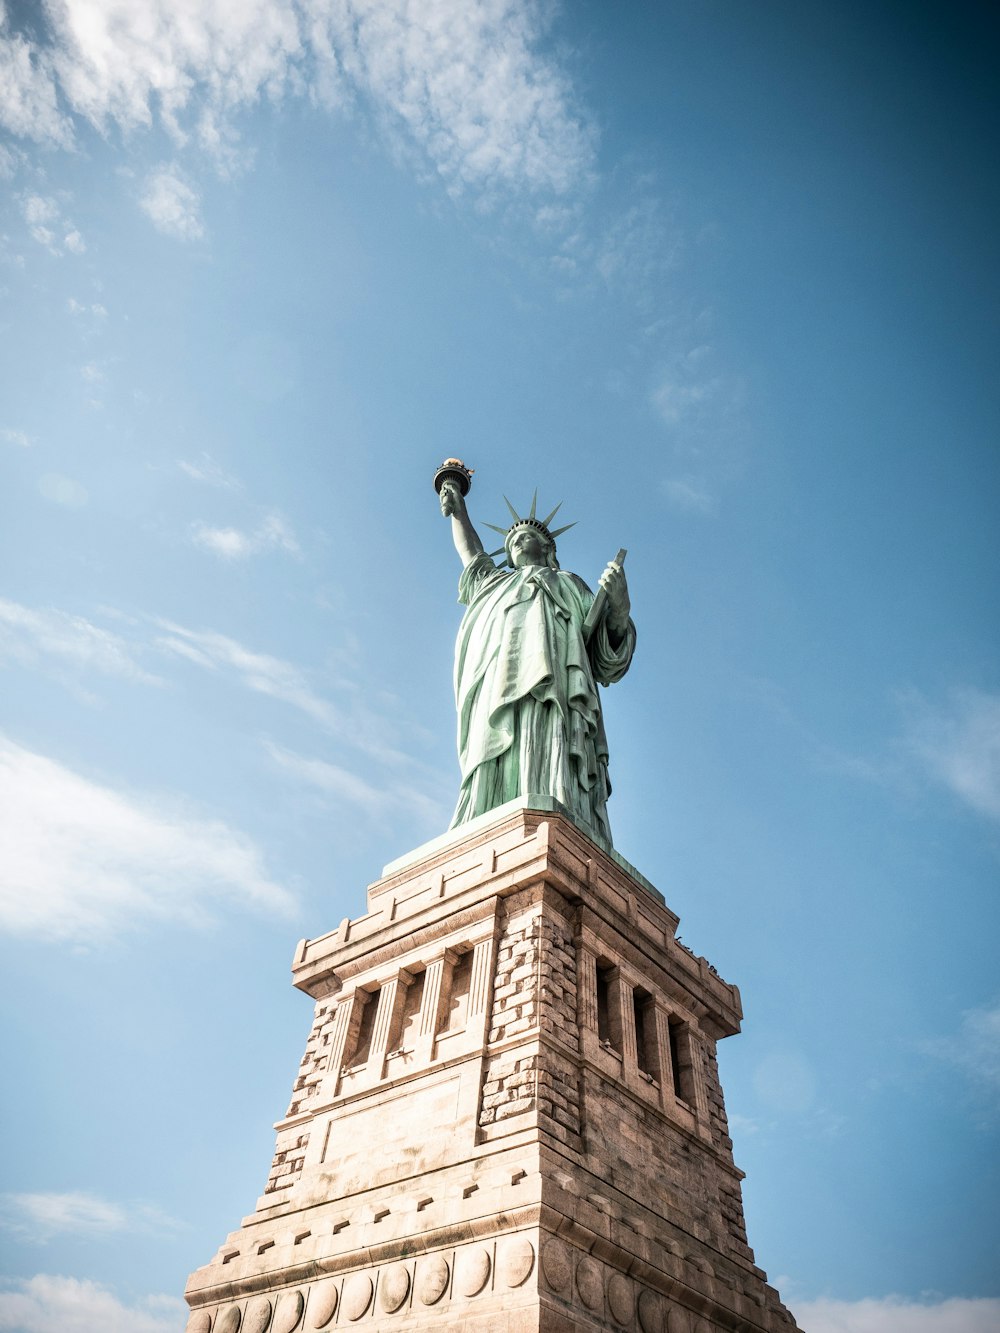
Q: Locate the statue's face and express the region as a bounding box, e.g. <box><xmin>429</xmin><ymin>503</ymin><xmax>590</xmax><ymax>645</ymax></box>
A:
<box><xmin>508</xmin><ymin>527</ymin><xmax>548</xmax><ymax>567</ymax></box>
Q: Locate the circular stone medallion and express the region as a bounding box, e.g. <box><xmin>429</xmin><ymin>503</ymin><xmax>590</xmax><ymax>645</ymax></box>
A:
<box><xmin>455</xmin><ymin>1247</ymin><xmax>492</xmax><ymax>1298</ymax></box>
<box><xmin>498</xmin><ymin>1236</ymin><xmax>535</xmax><ymax>1288</ymax></box>
<box><xmin>273</xmin><ymin>1291</ymin><xmax>304</xmax><ymax>1333</ymax></box>
<box><xmin>243</xmin><ymin>1298</ymin><xmax>272</xmax><ymax>1333</ymax></box>
<box><xmin>308</xmin><ymin>1280</ymin><xmax>339</xmax><ymax>1329</ymax></box>
<box><xmin>638</xmin><ymin>1289</ymin><xmax>666</xmax><ymax>1333</ymax></box>
<box><xmin>416</xmin><ymin>1255</ymin><xmax>450</xmax><ymax>1306</ymax></box>
<box><xmin>608</xmin><ymin>1274</ymin><xmax>634</xmax><ymax>1326</ymax></box>
<box><xmin>540</xmin><ymin>1238</ymin><xmax>571</xmax><ymax>1293</ymax></box>
<box><xmin>379</xmin><ymin>1264</ymin><xmax>411</xmax><ymax>1314</ymax></box>
<box><xmin>576</xmin><ymin>1257</ymin><xmax>603</xmax><ymax>1311</ymax></box>
<box><xmin>186</xmin><ymin>1312</ymin><xmax>212</xmax><ymax>1333</ymax></box>
<box><xmin>667</xmin><ymin>1308</ymin><xmax>693</xmax><ymax>1333</ymax></box>
<box><xmin>215</xmin><ymin>1308</ymin><xmax>241</xmax><ymax>1333</ymax></box>
<box><xmin>341</xmin><ymin>1274</ymin><xmax>373</xmax><ymax>1322</ymax></box>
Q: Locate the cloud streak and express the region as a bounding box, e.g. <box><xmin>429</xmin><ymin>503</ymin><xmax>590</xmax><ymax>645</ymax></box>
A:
<box><xmin>0</xmin><ymin>735</ymin><xmax>295</xmax><ymax>942</ymax></box>
<box><xmin>898</xmin><ymin>687</ymin><xmax>1000</xmax><ymax>823</ymax></box>
<box><xmin>190</xmin><ymin>513</ymin><xmax>300</xmax><ymax>560</ymax></box>
<box><xmin>265</xmin><ymin>740</ymin><xmax>449</xmax><ymax>826</ymax></box>
<box><xmin>19</xmin><ymin>191</ymin><xmax>85</xmax><ymax>256</ymax></box>
<box><xmin>154</xmin><ymin>618</ymin><xmax>427</xmax><ymax>772</ymax></box>
<box><xmin>178</xmin><ymin>453</ymin><xmax>240</xmax><ymax>489</ymax></box>
<box><xmin>139</xmin><ymin>166</ymin><xmax>204</xmax><ymax>240</ymax></box>
<box><xmin>922</xmin><ymin>1000</ymin><xmax>1000</xmax><ymax>1107</ymax></box>
<box><xmin>0</xmin><ymin>599</ymin><xmax>162</xmax><ymax>686</ymax></box>
<box><xmin>790</xmin><ymin>1295</ymin><xmax>1000</xmax><ymax>1333</ymax></box>
<box><xmin>0</xmin><ymin>1192</ymin><xmax>178</xmax><ymax>1243</ymax></box>
<box><xmin>0</xmin><ymin>0</ymin><xmax>594</xmax><ymax>203</ymax></box>
<box><xmin>0</xmin><ymin>1275</ymin><xmax>184</xmax><ymax>1333</ymax></box>
<box><xmin>155</xmin><ymin>620</ymin><xmax>340</xmax><ymax>728</ymax></box>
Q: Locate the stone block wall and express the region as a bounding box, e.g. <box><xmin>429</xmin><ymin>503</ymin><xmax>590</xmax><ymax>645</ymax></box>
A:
<box><xmin>702</xmin><ymin>1040</ymin><xmax>754</xmax><ymax>1263</ymax></box>
<box><xmin>261</xmin><ymin>998</ymin><xmax>340</xmax><ymax>1197</ymax></box>
<box><xmin>702</xmin><ymin>1040</ymin><xmax>734</xmax><ymax>1155</ymax></box>
<box><xmin>537</xmin><ymin>912</ymin><xmax>579</xmax><ymax>1053</ymax></box>
<box><xmin>478</xmin><ymin>894</ymin><xmax>582</xmax><ymax>1141</ymax></box>
<box><xmin>480</xmin><ymin>1052</ymin><xmax>538</xmax><ymax>1126</ymax></box>
<box><xmin>285</xmin><ymin>1000</ymin><xmax>337</xmax><ymax>1118</ymax></box>
<box><xmin>487</xmin><ymin>904</ymin><xmax>542</xmax><ymax>1045</ymax></box>
<box><xmin>264</xmin><ymin>1131</ymin><xmax>309</xmax><ymax>1196</ymax></box>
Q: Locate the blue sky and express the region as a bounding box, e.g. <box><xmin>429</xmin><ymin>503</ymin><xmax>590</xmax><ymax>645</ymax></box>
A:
<box><xmin>1</xmin><ymin>2</ymin><xmax>998</xmax><ymax>1330</ymax></box>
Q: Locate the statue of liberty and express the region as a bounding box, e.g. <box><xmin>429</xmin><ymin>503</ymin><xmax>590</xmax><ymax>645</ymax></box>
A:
<box><xmin>436</xmin><ymin>460</ymin><xmax>635</xmax><ymax>847</ymax></box>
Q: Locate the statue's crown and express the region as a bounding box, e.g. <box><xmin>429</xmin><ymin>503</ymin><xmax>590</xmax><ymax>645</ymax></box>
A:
<box><xmin>483</xmin><ymin>492</ymin><xmax>576</xmax><ymax>564</ymax></box>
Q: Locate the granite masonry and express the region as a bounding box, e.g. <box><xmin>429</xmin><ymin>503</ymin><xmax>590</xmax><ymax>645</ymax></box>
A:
<box><xmin>185</xmin><ymin>803</ymin><xmax>802</xmax><ymax>1331</ymax></box>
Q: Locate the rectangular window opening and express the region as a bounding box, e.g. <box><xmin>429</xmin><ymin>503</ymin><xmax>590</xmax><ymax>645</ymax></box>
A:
<box><xmin>595</xmin><ymin>961</ymin><xmax>622</xmax><ymax>1051</ymax></box>
<box><xmin>668</xmin><ymin>1017</ymin><xmax>695</xmax><ymax>1104</ymax></box>
<box><xmin>596</xmin><ymin>962</ymin><xmax>613</xmax><ymax>1044</ymax></box>
<box><xmin>349</xmin><ymin>986</ymin><xmax>381</xmax><ymax>1067</ymax></box>
<box><xmin>633</xmin><ymin>988</ymin><xmax>659</xmax><ymax>1081</ymax></box>
<box><xmin>439</xmin><ymin>949</ymin><xmax>474</xmax><ymax>1035</ymax></box>
<box><xmin>393</xmin><ymin>969</ymin><xmax>425</xmax><ymax>1052</ymax></box>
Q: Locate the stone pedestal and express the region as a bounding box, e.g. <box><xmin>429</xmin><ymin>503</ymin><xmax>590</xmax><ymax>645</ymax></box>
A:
<box><xmin>185</xmin><ymin>802</ymin><xmax>801</xmax><ymax>1332</ymax></box>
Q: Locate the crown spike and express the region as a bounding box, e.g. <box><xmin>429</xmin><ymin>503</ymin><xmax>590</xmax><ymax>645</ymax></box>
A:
<box><xmin>549</xmin><ymin>522</ymin><xmax>577</xmax><ymax>540</ymax></box>
<box><xmin>483</xmin><ymin>522</ymin><xmax>509</xmax><ymax>536</ymax></box>
<box><xmin>541</xmin><ymin>501</ymin><xmax>563</xmax><ymax>528</ymax></box>
<box><xmin>529</xmin><ymin>489</ymin><xmax>538</xmax><ymax>520</ymax></box>
<box><xmin>503</xmin><ymin>495</ymin><xmax>522</xmax><ymax>524</ymax></box>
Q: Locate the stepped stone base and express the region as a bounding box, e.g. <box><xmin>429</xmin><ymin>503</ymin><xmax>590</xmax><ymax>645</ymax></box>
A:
<box><xmin>185</xmin><ymin>801</ymin><xmax>801</xmax><ymax>1332</ymax></box>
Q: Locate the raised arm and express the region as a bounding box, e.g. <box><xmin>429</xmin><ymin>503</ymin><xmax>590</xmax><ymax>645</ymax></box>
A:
<box><xmin>439</xmin><ymin>479</ymin><xmax>485</xmax><ymax>566</ymax></box>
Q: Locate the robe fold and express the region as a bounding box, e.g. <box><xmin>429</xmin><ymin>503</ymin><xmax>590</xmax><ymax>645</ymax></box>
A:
<box><xmin>451</xmin><ymin>552</ymin><xmax>635</xmax><ymax>844</ymax></box>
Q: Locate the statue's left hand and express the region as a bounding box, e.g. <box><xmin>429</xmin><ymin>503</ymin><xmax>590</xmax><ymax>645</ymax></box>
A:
<box><xmin>599</xmin><ymin>559</ymin><xmax>631</xmax><ymax>634</ymax></box>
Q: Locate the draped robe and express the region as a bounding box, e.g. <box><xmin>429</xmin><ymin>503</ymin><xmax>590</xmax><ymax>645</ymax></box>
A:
<box><xmin>451</xmin><ymin>552</ymin><xmax>636</xmax><ymax>844</ymax></box>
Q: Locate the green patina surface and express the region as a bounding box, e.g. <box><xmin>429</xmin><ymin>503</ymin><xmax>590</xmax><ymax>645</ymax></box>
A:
<box><xmin>438</xmin><ymin>471</ymin><xmax>635</xmax><ymax>846</ymax></box>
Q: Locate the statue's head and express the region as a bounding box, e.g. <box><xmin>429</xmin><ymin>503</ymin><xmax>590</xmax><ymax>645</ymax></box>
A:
<box><xmin>505</xmin><ymin>520</ymin><xmax>558</xmax><ymax>569</ymax></box>
<box><xmin>485</xmin><ymin>493</ymin><xmax>575</xmax><ymax>571</ymax></box>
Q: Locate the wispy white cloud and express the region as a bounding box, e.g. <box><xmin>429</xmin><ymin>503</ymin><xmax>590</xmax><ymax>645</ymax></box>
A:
<box><xmin>0</xmin><ymin>735</ymin><xmax>295</xmax><ymax>942</ymax></box>
<box><xmin>820</xmin><ymin>686</ymin><xmax>1000</xmax><ymax>831</ymax></box>
<box><xmin>0</xmin><ymin>1192</ymin><xmax>178</xmax><ymax>1243</ymax></box>
<box><xmin>178</xmin><ymin>453</ymin><xmax>240</xmax><ymax>489</ymax></box>
<box><xmin>790</xmin><ymin>1294</ymin><xmax>1000</xmax><ymax>1333</ymax></box>
<box><xmin>651</xmin><ymin>371</ymin><xmax>719</xmax><ymax>428</ymax></box>
<box><xmin>0</xmin><ymin>141</ymin><xmax>23</xmax><ymax>177</ymax></box>
<box><xmin>155</xmin><ymin>620</ymin><xmax>340</xmax><ymax>728</ymax></box>
<box><xmin>898</xmin><ymin>687</ymin><xmax>1000</xmax><ymax>823</ymax></box>
<box><xmin>67</xmin><ymin>298</ymin><xmax>107</xmax><ymax>319</ymax></box>
<box><xmin>139</xmin><ymin>166</ymin><xmax>204</xmax><ymax>240</ymax></box>
<box><xmin>38</xmin><ymin>471</ymin><xmax>89</xmax><ymax>506</ymax></box>
<box><xmin>0</xmin><ymin>599</ymin><xmax>162</xmax><ymax>686</ymax></box>
<box><xmin>0</xmin><ymin>1274</ymin><xmax>184</xmax><ymax>1333</ymax></box>
<box><xmin>662</xmin><ymin>476</ymin><xmax>715</xmax><ymax>514</ymax></box>
<box><xmin>650</xmin><ymin>341</ymin><xmax>749</xmax><ymax>513</ymax></box>
<box><xmin>190</xmin><ymin>512</ymin><xmax>300</xmax><ymax>559</ymax></box>
<box><xmin>0</xmin><ymin>0</ymin><xmax>593</xmax><ymax>203</ymax></box>
<box><xmin>22</xmin><ymin>194</ymin><xmax>57</xmax><ymax>227</ymax></box>
<box><xmin>155</xmin><ymin>620</ymin><xmax>445</xmax><ymax>797</ymax></box>
<box><xmin>922</xmin><ymin>1001</ymin><xmax>1000</xmax><ymax>1105</ymax></box>
<box><xmin>265</xmin><ymin>740</ymin><xmax>448</xmax><ymax>825</ymax></box>
<box><xmin>0</xmin><ymin>7</ymin><xmax>73</xmax><ymax>147</ymax></box>
<box><xmin>593</xmin><ymin>195</ymin><xmax>678</xmax><ymax>295</ymax></box>
<box><xmin>18</xmin><ymin>191</ymin><xmax>85</xmax><ymax>256</ymax></box>
<box><xmin>322</xmin><ymin>0</ymin><xmax>595</xmax><ymax>199</ymax></box>
<box><xmin>1</xmin><ymin>427</ymin><xmax>32</xmax><ymax>447</ymax></box>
